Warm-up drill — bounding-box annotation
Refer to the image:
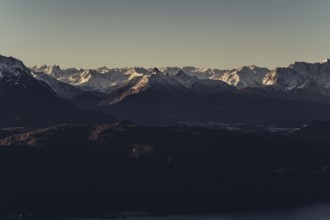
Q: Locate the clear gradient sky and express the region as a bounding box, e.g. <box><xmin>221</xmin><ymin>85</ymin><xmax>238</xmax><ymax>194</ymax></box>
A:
<box><xmin>0</xmin><ymin>0</ymin><xmax>329</xmax><ymax>69</ymax></box>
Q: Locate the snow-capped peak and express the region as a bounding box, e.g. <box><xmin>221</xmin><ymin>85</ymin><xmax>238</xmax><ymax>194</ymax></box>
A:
<box><xmin>0</xmin><ymin>55</ymin><xmax>31</xmax><ymax>81</ymax></box>
<box><xmin>96</xmin><ymin>66</ymin><xmax>110</xmax><ymax>74</ymax></box>
<box><xmin>321</xmin><ymin>59</ymin><xmax>330</xmax><ymax>64</ymax></box>
<box><xmin>32</xmin><ymin>65</ymin><xmax>63</xmax><ymax>78</ymax></box>
<box><xmin>0</xmin><ymin>55</ymin><xmax>43</xmax><ymax>89</ymax></box>
<box><xmin>148</xmin><ymin>68</ymin><xmax>162</xmax><ymax>75</ymax></box>
<box><xmin>128</xmin><ymin>69</ymin><xmax>144</xmax><ymax>80</ymax></box>
<box><xmin>0</xmin><ymin>55</ymin><xmax>26</xmax><ymax>72</ymax></box>
<box><xmin>212</xmin><ymin>65</ymin><xmax>269</xmax><ymax>89</ymax></box>
<box><xmin>262</xmin><ymin>60</ymin><xmax>330</xmax><ymax>92</ymax></box>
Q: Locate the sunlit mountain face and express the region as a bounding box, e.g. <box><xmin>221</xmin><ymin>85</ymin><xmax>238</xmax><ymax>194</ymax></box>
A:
<box><xmin>1</xmin><ymin>0</ymin><xmax>330</xmax><ymax>219</ymax></box>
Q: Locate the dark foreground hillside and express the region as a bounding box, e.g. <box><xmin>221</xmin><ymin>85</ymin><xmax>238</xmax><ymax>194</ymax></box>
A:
<box><xmin>0</xmin><ymin>123</ymin><xmax>330</xmax><ymax>216</ymax></box>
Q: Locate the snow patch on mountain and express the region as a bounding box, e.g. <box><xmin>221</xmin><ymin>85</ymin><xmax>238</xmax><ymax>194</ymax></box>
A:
<box><xmin>32</xmin><ymin>65</ymin><xmax>64</xmax><ymax>78</ymax></box>
<box><xmin>321</xmin><ymin>59</ymin><xmax>330</xmax><ymax>64</ymax></box>
<box><xmin>212</xmin><ymin>65</ymin><xmax>269</xmax><ymax>89</ymax></box>
<box><xmin>0</xmin><ymin>55</ymin><xmax>53</xmax><ymax>96</ymax></box>
<box><xmin>32</xmin><ymin>65</ymin><xmax>149</xmax><ymax>93</ymax></box>
<box><xmin>0</xmin><ymin>55</ymin><xmax>27</xmax><ymax>79</ymax></box>
<box><xmin>31</xmin><ymin>71</ymin><xmax>82</xmax><ymax>99</ymax></box>
<box><xmin>131</xmin><ymin>68</ymin><xmax>188</xmax><ymax>94</ymax></box>
<box><xmin>262</xmin><ymin>60</ymin><xmax>330</xmax><ymax>93</ymax></box>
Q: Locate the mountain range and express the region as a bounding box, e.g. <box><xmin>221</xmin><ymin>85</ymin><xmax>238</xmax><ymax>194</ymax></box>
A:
<box><xmin>32</xmin><ymin>59</ymin><xmax>330</xmax><ymax>94</ymax></box>
<box><xmin>2</xmin><ymin>54</ymin><xmax>330</xmax><ymax>128</ymax></box>
<box><xmin>31</xmin><ymin>57</ymin><xmax>330</xmax><ymax>126</ymax></box>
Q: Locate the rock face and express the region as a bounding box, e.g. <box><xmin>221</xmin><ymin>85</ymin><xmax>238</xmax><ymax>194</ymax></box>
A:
<box><xmin>0</xmin><ymin>55</ymin><xmax>115</xmax><ymax>128</ymax></box>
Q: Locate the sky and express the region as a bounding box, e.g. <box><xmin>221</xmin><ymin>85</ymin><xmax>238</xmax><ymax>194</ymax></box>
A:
<box><xmin>0</xmin><ymin>0</ymin><xmax>330</xmax><ymax>69</ymax></box>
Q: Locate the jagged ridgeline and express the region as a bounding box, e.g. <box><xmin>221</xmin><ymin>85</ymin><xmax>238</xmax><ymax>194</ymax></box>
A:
<box><xmin>2</xmin><ymin>54</ymin><xmax>330</xmax><ymax>127</ymax></box>
<box><xmin>0</xmin><ymin>55</ymin><xmax>115</xmax><ymax>128</ymax></box>
<box><xmin>32</xmin><ymin>57</ymin><xmax>330</xmax><ymax>127</ymax></box>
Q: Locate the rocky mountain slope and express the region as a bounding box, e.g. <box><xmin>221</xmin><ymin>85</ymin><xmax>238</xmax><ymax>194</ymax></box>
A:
<box><xmin>263</xmin><ymin>59</ymin><xmax>330</xmax><ymax>94</ymax></box>
<box><xmin>0</xmin><ymin>55</ymin><xmax>115</xmax><ymax>128</ymax></box>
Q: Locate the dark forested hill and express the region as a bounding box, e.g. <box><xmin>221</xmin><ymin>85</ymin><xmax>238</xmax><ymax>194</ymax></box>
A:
<box><xmin>0</xmin><ymin>123</ymin><xmax>330</xmax><ymax>216</ymax></box>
